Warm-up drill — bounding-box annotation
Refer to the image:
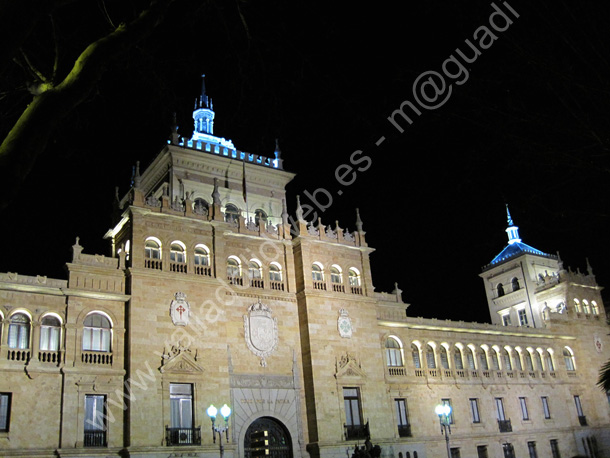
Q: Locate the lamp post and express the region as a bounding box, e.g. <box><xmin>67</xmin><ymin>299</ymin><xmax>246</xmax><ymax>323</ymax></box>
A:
<box><xmin>434</xmin><ymin>404</ymin><xmax>452</xmax><ymax>458</ymax></box>
<box><xmin>207</xmin><ymin>404</ymin><xmax>231</xmax><ymax>458</ymax></box>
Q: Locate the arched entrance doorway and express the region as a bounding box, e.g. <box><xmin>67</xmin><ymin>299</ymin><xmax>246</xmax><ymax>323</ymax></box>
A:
<box><xmin>244</xmin><ymin>416</ymin><xmax>293</xmax><ymax>458</ymax></box>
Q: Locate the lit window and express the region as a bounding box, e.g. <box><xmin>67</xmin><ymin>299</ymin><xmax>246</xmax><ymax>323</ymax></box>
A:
<box><xmin>312</xmin><ymin>264</ymin><xmax>324</xmax><ymax>282</ymax></box>
<box><xmin>573</xmin><ymin>299</ymin><xmax>581</xmax><ymax>314</ymax></box>
<box><xmin>169</xmin><ymin>384</ymin><xmax>195</xmax><ymax>445</ymax></box>
<box><xmin>348</xmin><ymin>269</ymin><xmax>361</xmax><ymax>287</ymax></box>
<box><xmin>8</xmin><ymin>313</ymin><xmax>30</xmax><ymax>349</ymax></box>
<box><xmin>145</xmin><ymin>239</ymin><xmax>161</xmax><ymax>259</ymax></box>
<box><xmin>453</xmin><ymin>348</ymin><xmax>464</xmax><ymax>370</ymax></box>
<box><xmin>582</xmin><ymin>300</ymin><xmax>590</xmax><ymax>314</ymax></box>
<box><xmin>170</xmin><ymin>242</ymin><xmax>185</xmax><ymax>263</ymax></box>
<box><xmin>40</xmin><ymin>315</ymin><xmax>61</xmax><ymax>351</ymax></box>
<box><xmin>385</xmin><ymin>337</ymin><xmax>403</xmax><ymax>367</ymax></box>
<box><xmin>84</xmin><ymin>394</ymin><xmax>107</xmax><ymax>447</ymax></box>
<box><xmin>194</xmin><ymin>245</ymin><xmax>210</xmax><ymax>266</ymax></box>
<box><xmin>591</xmin><ymin>301</ymin><xmax>599</xmax><ymax>315</ymax></box>
<box><xmin>269</xmin><ymin>263</ymin><xmax>282</xmax><ymax>282</ymax></box>
<box><xmin>495</xmin><ymin>397</ymin><xmax>507</xmax><ymax>421</ymax></box>
<box><xmin>563</xmin><ymin>348</ymin><xmax>575</xmax><ymax>371</ymax></box>
<box><xmin>83</xmin><ymin>313</ymin><xmax>111</xmax><ymax>352</ymax></box>
<box><xmin>330</xmin><ymin>266</ymin><xmax>342</xmax><ymax>284</ymax></box>
<box><xmin>227</xmin><ymin>258</ymin><xmax>241</xmax><ymax>278</ymax></box>
<box><xmin>502</xmin><ymin>313</ymin><xmax>512</xmax><ymax>326</ymax></box>
<box><xmin>441</xmin><ymin>398</ymin><xmax>454</xmax><ymax>424</ymax></box>
<box><xmin>0</xmin><ymin>393</ymin><xmax>11</xmax><ymax>432</ymax></box>
<box><xmin>224</xmin><ymin>204</ymin><xmax>240</xmax><ymax>223</ymax></box>
<box><xmin>440</xmin><ymin>346</ymin><xmax>449</xmax><ymax>369</ymax></box>
<box><xmin>395</xmin><ymin>399</ymin><xmax>410</xmax><ymax>437</ymax></box>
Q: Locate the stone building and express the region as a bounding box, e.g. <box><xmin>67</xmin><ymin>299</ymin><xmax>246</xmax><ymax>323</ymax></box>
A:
<box><xmin>0</xmin><ymin>81</ymin><xmax>609</xmax><ymax>458</ymax></box>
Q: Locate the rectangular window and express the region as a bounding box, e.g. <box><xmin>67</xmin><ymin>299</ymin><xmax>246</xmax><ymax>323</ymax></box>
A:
<box><xmin>528</xmin><ymin>441</ymin><xmax>537</xmax><ymax>458</ymax></box>
<box><xmin>450</xmin><ymin>448</ymin><xmax>461</xmax><ymax>458</ymax></box>
<box><xmin>495</xmin><ymin>397</ymin><xmax>506</xmax><ymax>421</ymax></box>
<box><xmin>441</xmin><ymin>398</ymin><xmax>454</xmax><ymax>424</ymax></box>
<box><xmin>84</xmin><ymin>394</ymin><xmax>107</xmax><ymax>447</ymax></box>
<box><xmin>574</xmin><ymin>395</ymin><xmax>583</xmax><ymax>416</ymax></box>
<box><xmin>541</xmin><ymin>396</ymin><xmax>551</xmax><ymax>419</ymax></box>
<box><xmin>470</xmin><ymin>398</ymin><xmax>481</xmax><ymax>423</ymax></box>
<box><xmin>168</xmin><ymin>383</ymin><xmax>197</xmax><ymax>445</ymax></box>
<box><xmin>477</xmin><ymin>445</ymin><xmax>489</xmax><ymax>458</ymax></box>
<box><xmin>550</xmin><ymin>439</ymin><xmax>561</xmax><ymax>458</ymax></box>
<box><xmin>519</xmin><ymin>397</ymin><xmax>529</xmax><ymax>420</ymax></box>
<box><xmin>344</xmin><ymin>387</ymin><xmax>365</xmax><ymax>439</ymax></box>
<box><xmin>503</xmin><ymin>442</ymin><xmax>515</xmax><ymax>458</ymax></box>
<box><xmin>395</xmin><ymin>399</ymin><xmax>410</xmax><ymax>437</ymax></box>
<box><xmin>518</xmin><ymin>308</ymin><xmax>529</xmax><ymax>326</ymax></box>
<box><xmin>502</xmin><ymin>313</ymin><xmax>511</xmax><ymax>326</ymax></box>
<box><xmin>0</xmin><ymin>393</ymin><xmax>11</xmax><ymax>432</ymax></box>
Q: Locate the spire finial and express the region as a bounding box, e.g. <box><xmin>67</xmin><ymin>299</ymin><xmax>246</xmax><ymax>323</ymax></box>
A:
<box><xmin>356</xmin><ymin>208</ymin><xmax>364</xmax><ymax>232</ymax></box>
<box><xmin>296</xmin><ymin>195</ymin><xmax>305</xmax><ymax>222</ymax></box>
<box><xmin>504</xmin><ymin>204</ymin><xmax>521</xmax><ymax>245</ymax></box>
<box><xmin>506</xmin><ymin>203</ymin><xmax>514</xmax><ymax>226</ymax></box>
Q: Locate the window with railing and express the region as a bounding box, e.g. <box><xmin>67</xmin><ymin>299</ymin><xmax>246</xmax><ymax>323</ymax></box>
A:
<box><xmin>194</xmin><ymin>245</ymin><xmax>211</xmax><ymax>276</ymax></box>
<box><xmin>343</xmin><ymin>387</ymin><xmax>366</xmax><ymax>440</ymax></box>
<box><xmin>82</xmin><ymin>313</ymin><xmax>111</xmax><ymax>353</ymax></box>
<box><xmin>168</xmin><ymin>383</ymin><xmax>200</xmax><ymax>445</ymax></box>
<box><xmin>227</xmin><ymin>257</ymin><xmax>243</xmax><ymax>285</ymax></box>
<box><xmin>331</xmin><ymin>266</ymin><xmax>344</xmax><ymax>292</ymax></box>
<box><xmin>395</xmin><ymin>398</ymin><xmax>411</xmax><ymax>437</ymax></box>
<box><xmin>8</xmin><ymin>313</ymin><xmax>30</xmax><ymax>350</ymax></box>
<box><xmin>385</xmin><ymin>337</ymin><xmax>403</xmax><ymax>367</ymax></box>
<box><xmin>84</xmin><ymin>394</ymin><xmax>107</xmax><ymax>447</ymax></box>
<box><xmin>248</xmin><ymin>261</ymin><xmax>264</xmax><ymax>288</ymax></box>
<box><xmin>144</xmin><ymin>238</ymin><xmax>162</xmax><ymax>269</ymax></box>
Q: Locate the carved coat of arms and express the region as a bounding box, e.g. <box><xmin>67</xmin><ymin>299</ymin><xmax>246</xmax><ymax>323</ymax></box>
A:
<box><xmin>243</xmin><ymin>300</ymin><xmax>278</xmax><ymax>366</ymax></box>
<box><xmin>170</xmin><ymin>292</ymin><xmax>191</xmax><ymax>326</ymax></box>
<box><xmin>338</xmin><ymin>308</ymin><xmax>353</xmax><ymax>338</ymax></box>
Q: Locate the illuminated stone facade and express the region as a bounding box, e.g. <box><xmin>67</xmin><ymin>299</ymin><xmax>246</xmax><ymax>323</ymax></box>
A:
<box><xmin>0</xmin><ymin>85</ymin><xmax>609</xmax><ymax>458</ymax></box>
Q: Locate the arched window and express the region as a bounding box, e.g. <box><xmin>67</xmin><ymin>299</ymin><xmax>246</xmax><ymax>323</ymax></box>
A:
<box><xmin>348</xmin><ymin>268</ymin><xmax>361</xmax><ymax>287</ymax></box>
<box><xmin>582</xmin><ymin>300</ymin><xmax>590</xmax><ymax>314</ymax></box>
<box><xmin>170</xmin><ymin>242</ymin><xmax>186</xmax><ymax>263</ymax></box>
<box><xmin>385</xmin><ymin>337</ymin><xmax>403</xmax><ymax>367</ymax></box>
<box><xmin>574</xmin><ymin>299</ymin><xmax>581</xmax><ymax>314</ymax></box>
<box><xmin>248</xmin><ymin>261</ymin><xmax>262</xmax><ymax>279</ymax></box>
<box><xmin>502</xmin><ymin>349</ymin><xmax>512</xmax><ymax>371</ymax></box>
<box><xmin>330</xmin><ymin>266</ymin><xmax>342</xmax><ymax>284</ymax></box>
<box><xmin>513</xmin><ymin>350</ymin><xmax>523</xmax><ymax>371</ymax></box>
<box><xmin>224</xmin><ymin>204</ymin><xmax>240</xmax><ymax>223</ymax></box>
<box><xmin>545</xmin><ymin>350</ymin><xmax>555</xmax><ymax>371</ymax></box>
<box><xmin>534</xmin><ymin>351</ymin><xmax>543</xmax><ymax>371</ymax></box>
<box><xmin>227</xmin><ymin>257</ymin><xmax>241</xmax><ymax>278</ymax></box>
<box><xmin>40</xmin><ymin>315</ymin><xmax>61</xmax><ymax>351</ymax></box>
<box><xmin>194</xmin><ymin>245</ymin><xmax>210</xmax><ymax>266</ymax></box>
<box><xmin>511</xmin><ymin>277</ymin><xmax>520</xmax><ymax>291</ymax></box>
<box><xmin>563</xmin><ymin>347</ymin><xmax>575</xmax><ymax>371</ymax></box>
<box><xmin>497</xmin><ymin>283</ymin><xmax>505</xmax><ymax>297</ymax></box>
<box><xmin>479</xmin><ymin>350</ymin><xmax>489</xmax><ymax>370</ymax></box>
<box><xmin>490</xmin><ymin>349</ymin><xmax>500</xmax><ymax>370</ymax></box>
<box><xmin>591</xmin><ymin>301</ymin><xmax>599</xmax><ymax>315</ymax></box>
<box><xmin>439</xmin><ymin>346</ymin><xmax>449</xmax><ymax>369</ymax></box>
<box><xmin>453</xmin><ymin>348</ymin><xmax>464</xmax><ymax>370</ymax></box>
<box><xmin>312</xmin><ymin>264</ymin><xmax>324</xmax><ymax>282</ymax></box>
<box><xmin>269</xmin><ymin>263</ymin><xmax>282</xmax><ymax>282</ymax></box>
<box><xmin>193</xmin><ymin>198</ymin><xmax>209</xmax><ymax>215</ymax></box>
<box><xmin>426</xmin><ymin>344</ymin><xmax>436</xmax><ymax>369</ymax></box>
<box><xmin>8</xmin><ymin>313</ymin><xmax>30</xmax><ymax>349</ymax></box>
<box><xmin>465</xmin><ymin>347</ymin><xmax>476</xmax><ymax>370</ymax></box>
<box><xmin>83</xmin><ymin>313</ymin><xmax>111</xmax><ymax>352</ymax></box>
<box><xmin>411</xmin><ymin>344</ymin><xmax>421</xmax><ymax>369</ymax></box>
<box><xmin>254</xmin><ymin>209</ymin><xmax>268</xmax><ymax>226</ymax></box>
<box><xmin>525</xmin><ymin>351</ymin><xmax>534</xmax><ymax>371</ymax></box>
<box><xmin>145</xmin><ymin>239</ymin><xmax>161</xmax><ymax>259</ymax></box>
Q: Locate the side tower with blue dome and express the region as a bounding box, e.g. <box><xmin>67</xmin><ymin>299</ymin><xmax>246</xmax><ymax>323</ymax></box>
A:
<box><xmin>479</xmin><ymin>206</ymin><xmax>604</xmax><ymax>328</ymax></box>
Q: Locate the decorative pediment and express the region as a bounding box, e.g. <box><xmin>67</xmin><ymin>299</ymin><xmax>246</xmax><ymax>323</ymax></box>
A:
<box><xmin>335</xmin><ymin>352</ymin><xmax>367</xmax><ymax>379</ymax></box>
<box><xmin>159</xmin><ymin>343</ymin><xmax>204</xmax><ymax>374</ymax></box>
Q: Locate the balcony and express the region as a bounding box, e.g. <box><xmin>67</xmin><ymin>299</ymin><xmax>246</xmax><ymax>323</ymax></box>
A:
<box><xmin>84</xmin><ymin>429</ymin><xmax>107</xmax><ymax>447</ymax></box>
<box><xmin>166</xmin><ymin>426</ymin><xmax>202</xmax><ymax>446</ymax></box>
<box><xmin>344</xmin><ymin>421</ymin><xmax>369</xmax><ymax>440</ymax></box>
<box><xmin>398</xmin><ymin>424</ymin><xmax>412</xmax><ymax>438</ymax></box>
<box><xmin>498</xmin><ymin>419</ymin><xmax>512</xmax><ymax>433</ymax></box>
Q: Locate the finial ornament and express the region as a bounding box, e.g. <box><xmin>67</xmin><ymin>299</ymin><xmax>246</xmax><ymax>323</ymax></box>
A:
<box><xmin>212</xmin><ymin>178</ymin><xmax>221</xmax><ymax>205</ymax></box>
<box><xmin>504</xmin><ymin>204</ymin><xmax>521</xmax><ymax>245</ymax></box>
<box><xmin>355</xmin><ymin>208</ymin><xmax>364</xmax><ymax>232</ymax></box>
<box><xmin>296</xmin><ymin>195</ymin><xmax>305</xmax><ymax>222</ymax></box>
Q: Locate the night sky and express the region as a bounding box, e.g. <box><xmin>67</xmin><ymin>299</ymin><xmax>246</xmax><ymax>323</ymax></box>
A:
<box><xmin>1</xmin><ymin>0</ymin><xmax>609</xmax><ymax>323</ymax></box>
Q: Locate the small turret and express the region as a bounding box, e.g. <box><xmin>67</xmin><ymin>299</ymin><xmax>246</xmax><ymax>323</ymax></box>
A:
<box><xmin>193</xmin><ymin>74</ymin><xmax>215</xmax><ymax>136</ymax></box>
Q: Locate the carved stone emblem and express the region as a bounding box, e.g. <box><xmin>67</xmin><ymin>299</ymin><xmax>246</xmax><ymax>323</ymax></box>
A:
<box><xmin>169</xmin><ymin>292</ymin><xmax>191</xmax><ymax>326</ymax></box>
<box><xmin>594</xmin><ymin>333</ymin><xmax>603</xmax><ymax>353</ymax></box>
<box><xmin>243</xmin><ymin>300</ymin><xmax>278</xmax><ymax>367</ymax></box>
<box><xmin>337</xmin><ymin>308</ymin><xmax>353</xmax><ymax>338</ymax></box>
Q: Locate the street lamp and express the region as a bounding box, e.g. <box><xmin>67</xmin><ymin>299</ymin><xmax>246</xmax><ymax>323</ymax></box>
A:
<box><xmin>207</xmin><ymin>404</ymin><xmax>231</xmax><ymax>458</ymax></box>
<box><xmin>434</xmin><ymin>403</ymin><xmax>452</xmax><ymax>458</ymax></box>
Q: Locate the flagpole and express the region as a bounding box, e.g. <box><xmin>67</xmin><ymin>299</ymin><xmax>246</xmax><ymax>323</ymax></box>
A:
<box><xmin>242</xmin><ymin>156</ymin><xmax>249</xmax><ymax>223</ymax></box>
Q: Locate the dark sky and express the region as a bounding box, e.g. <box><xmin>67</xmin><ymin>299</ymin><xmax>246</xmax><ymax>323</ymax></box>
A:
<box><xmin>1</xmin><ymin>0</ymin><xmax>609</xmax><ymax>323</ymax></box>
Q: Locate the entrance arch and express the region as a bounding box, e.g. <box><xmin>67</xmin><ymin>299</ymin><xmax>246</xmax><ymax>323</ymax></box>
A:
<box><xmin>244</xmin><ymin>416</ymin><xmax>293</xmax><ymax>458</ymax></box>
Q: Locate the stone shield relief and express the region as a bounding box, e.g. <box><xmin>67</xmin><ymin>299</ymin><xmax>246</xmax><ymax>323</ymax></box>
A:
<box><xmin>243</xmin><ymin>300</ymin><xmax>278</xmax><ymax>367</ymax></box>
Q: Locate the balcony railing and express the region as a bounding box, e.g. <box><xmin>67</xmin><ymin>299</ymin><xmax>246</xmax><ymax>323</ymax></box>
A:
<box><xmin>270</xmin><ymin>280</ymin><xmax>285</xmax><ymax>291</ymax></box>
<box><xmin>166</xmin><ymin>426</ymin><xmax>201</xmax><ymax>446</ymax></box>
<box><xmin>344</xmin><ymin>421</ymin><xmax>369</xmax><ymax>440</ymax></box>
<box><xmin>82</xmin><ymin>351</ymin><xmax>113</xmax><ymax>365</ymax></box>
<box><xmin>84</xmin><ymin>429</ymin><xmax>107</xmax><ymax>447</ymax></box>
<box><xmin>39</xmin><ymin>350</ymin><xmax>62</xmax><ymax>365</ymax></box>
<box><xmin>398</xmin><ymin>424</ymin><xmax>412</xmax><ymax>438</ymax></box>
<box><xmin>498</xmin><ymin>419</ymin><xmax>512</xmax><ymax>433</ymax></box>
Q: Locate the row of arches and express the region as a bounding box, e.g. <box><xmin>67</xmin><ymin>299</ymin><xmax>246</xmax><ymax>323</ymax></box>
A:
<box><xmin>311</xmin><ymin>263</ymin><xmax>361</xmax><ymax>288</ymax></box>
<box><xmin>1</xmin><ymin>310</ymin><xmax>113</xmax><ymax>353</ymax></box>
<box><xmin>384</xmin><ymin>336</ymin><xmax>576</xmax><ymax>373</ymax></box>
<box><xmin>192</xmin><ymin>198</ymin><xmax>270</xmax><ymax>226</ymax></box>
<box><xmin>144</xmin><ymin>238</ymin><xmax>211</xmax><ymax>267</ymax></box>
<box><xmin>573</xmin><ymin>298</ymin><xmax>600</xmax><ymax>315</ymax></box>
<box><xmin>496</xmin><ymin>277</ymin><xmax>520</xmax><ymax>297</ymax></box>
